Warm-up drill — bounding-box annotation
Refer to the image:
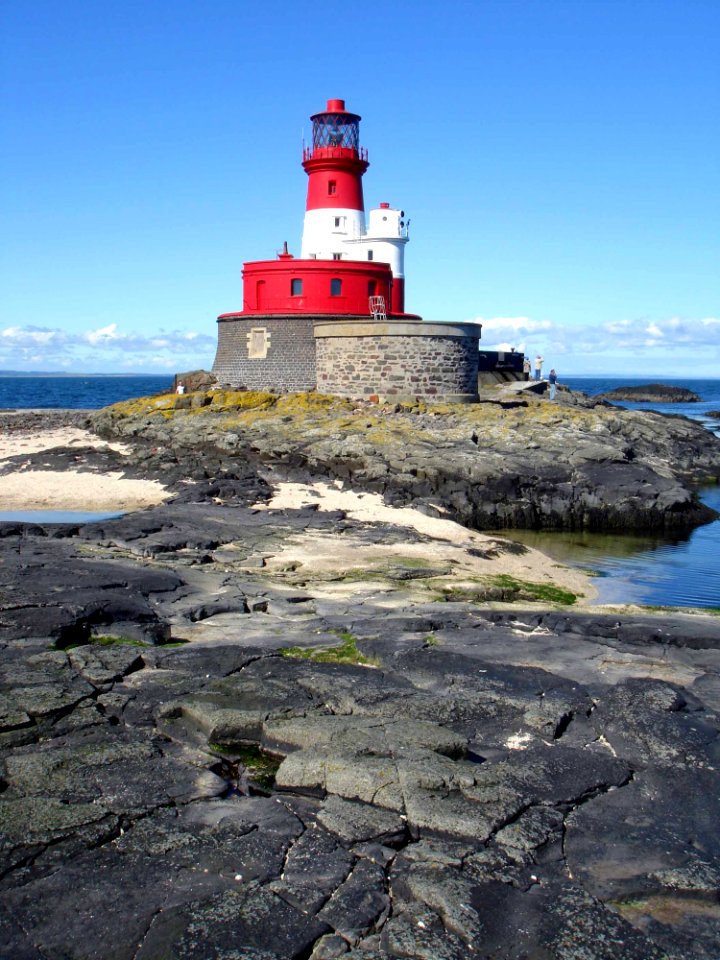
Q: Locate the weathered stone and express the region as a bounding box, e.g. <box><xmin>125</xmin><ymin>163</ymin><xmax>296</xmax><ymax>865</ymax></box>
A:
<box><xmin>318</xmin><ymin>858</ymin><xmax>389</xmax><ymax>941</ymax></box>
<box><xmin>317</xmin><ymin>795</ymin><xmax>408</xmax><ymax>846</ymax></box>
<box><xmin>134</xmin><ymin>884</ymin><xmax>329</xmax><ymax>959</ymax></box>
<box><xmin>272</xmin><ymin>826</ymin><xmax>354</xmax><ymax>913</ymax></box>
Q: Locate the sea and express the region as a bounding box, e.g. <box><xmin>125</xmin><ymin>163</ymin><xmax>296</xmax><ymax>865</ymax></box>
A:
<box><xmin>0</xmin><ymin>374</ymin><xmax>173</xmax><ymax>410</ymax></box>
<box><xmin>1</xmin><ymin>373</ymin><xmax>719</xmax><ymax>610</ymax></box>
<box><xmin>508</xmin><ymin>375</ymin><xmax>720</xmax><ymax>610</ymax></box>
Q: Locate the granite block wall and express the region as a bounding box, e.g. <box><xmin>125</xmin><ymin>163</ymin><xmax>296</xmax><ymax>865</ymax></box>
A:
<box><xmin>316</xmin><ymin>334</ymin><xmax>479</xmax><ymax>401</ymax></box>
<box><xmin>212</xmin><ymin>315</ymin><xmax>317</xmax><ymax>391</ymax></box>
<box><xmin>213</xmin><ymin>313</ymin><xmax>481</xmax><ymax>402</ymax></box>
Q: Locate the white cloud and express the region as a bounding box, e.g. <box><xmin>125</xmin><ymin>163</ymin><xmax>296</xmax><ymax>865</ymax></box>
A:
<box><xmin>1</xmin><ymin>326</ymin><xmax>59</xmax><ymax>345</ymax></box>
<box><xmin>475</xmin><ymin>316</ymin><xmax>554</xmax><ymax>333</ymax></box>
<box><xmin>0</xmin><ymin>322</ymin><xmax>217</xmax><ymax>372</ymax></box>
<box><xmin>85</xmin><ymin>323</ymin><xmax>122</xmax><ymax>345</ymax></box>
<box><xmin>605</xmin><ymin>319</ymin><xmax>632</xmax><ymax>334</ymax></box>
<box><xmin>470</xmin><ymin>313</ymin><xmax>720</xmax><ymax>370</ymax></box>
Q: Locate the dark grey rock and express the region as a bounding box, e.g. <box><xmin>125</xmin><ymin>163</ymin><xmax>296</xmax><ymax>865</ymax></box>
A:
<box><xmin>318</xmin><ymin>858</ymin><xmax>389</xmax><ymax>941</ymax></box>
<box><xmin>597</xmin><ymin>383</ymin><xmax>701</xmax><ymax>403</ymax></box>
<box><xmin>272</xmin><ymin>825</ymin><xmax>354</xmax><ymax>913</ymax></box>
<box><xmin>134</xmin><ymin>884</ymin><xmax>329</xmax><ymax>960</ymax></box>
<box><xmin>2</xmin><ymin>407</ymin><xmax>720</xmax><ymax>958</ymax></box>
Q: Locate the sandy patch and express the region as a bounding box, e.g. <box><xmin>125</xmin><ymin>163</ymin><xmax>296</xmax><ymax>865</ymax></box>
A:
<box><xmin>0</xmin><ymin>470</ymin><xmax>169</xmax><ymax>511</ymax></box>
<box><xmin>0</xmin><ymin>427</ymin><xmax>132</xmax><ymax>460</ymax></box>
<box><xmin>255</xmin><ymin>480</ymin><xmax>596</xmax><ymax>602</ymax></box>
<box><xmin>0</xmin><ymin>427</ymin><xmax>169</xmax><ymax>512</ymax></box>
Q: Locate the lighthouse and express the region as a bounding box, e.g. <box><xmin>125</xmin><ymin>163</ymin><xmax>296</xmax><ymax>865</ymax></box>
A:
<box><xmin>219</xmin><ymin>97</ymin><xmax>411</xmax><ymax>320</ymax></box>
<box><xmin>300</xmin><ymin>98</ymin><xmax>369</xmax><ymax>258</ymax></box>
<box><xmin>211</xmin><ymin>97</ymin><xmax>481</xmax><ymax>400</ymax></box>
<box><xmin>300</xmin><ymin>99</ymin><xmax>409</xmax><ymax>313</ymax></box>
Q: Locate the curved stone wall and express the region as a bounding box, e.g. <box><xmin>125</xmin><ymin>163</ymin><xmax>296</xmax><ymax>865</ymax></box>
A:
<box><xmin>314</xmin><ymin>320</ymin><xmax>481</xmax><ymax>402</ymax></box>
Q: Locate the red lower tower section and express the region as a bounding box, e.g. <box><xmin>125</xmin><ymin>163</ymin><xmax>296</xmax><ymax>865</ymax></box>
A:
<box><xmin>223</xmin><ymin>258</ymin><xmax>395</xmax><ymax>317</ymax></box>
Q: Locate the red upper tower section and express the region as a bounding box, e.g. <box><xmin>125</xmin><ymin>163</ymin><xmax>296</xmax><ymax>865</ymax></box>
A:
<box><xmin>302</xmin><ymin>98</ymin><xmax>369</xmax><ymax>212</ymax></box>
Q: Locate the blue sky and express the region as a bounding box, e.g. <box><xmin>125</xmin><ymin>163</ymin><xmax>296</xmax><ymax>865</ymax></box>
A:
<box><xmin>2</xmin><ymin>0</ymin><xmax>718</xmax><ymax>375</ymax></box>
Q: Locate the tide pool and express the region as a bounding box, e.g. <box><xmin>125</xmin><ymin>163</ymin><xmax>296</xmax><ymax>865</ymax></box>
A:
<box><xmin>0</xmin><ymin>511</ymin><xmax>123</xmax><ymax>523</ymax></box>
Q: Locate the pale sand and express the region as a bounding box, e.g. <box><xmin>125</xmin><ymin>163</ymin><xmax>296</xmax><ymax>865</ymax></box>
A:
<box><xmin>0</xmin><ymin>427</ymin><xmax>595</xmax><ymax>601</ymax></box>
<box><xmin>256</xmin><ymin>480</ymin><xmax>596</xmax><ymax>602</ymax></box>
<box><xmin>0</xmin><ymin>427</ymin><xmax>170</xmax><ymax>511</ymax></box>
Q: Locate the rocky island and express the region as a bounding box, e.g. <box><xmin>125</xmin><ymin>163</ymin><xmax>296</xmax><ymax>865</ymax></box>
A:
<box><xmin>1</xmin><ymin>382</ymin><xmax>720</xmax><ymax>960</ymax></box>
<box><xmin>596</xmin><ymin>383</ymin><xmax>701</xmax><ymax>403</ymax></box>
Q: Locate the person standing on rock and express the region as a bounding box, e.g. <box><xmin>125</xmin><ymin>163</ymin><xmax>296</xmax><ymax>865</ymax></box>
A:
<box><xmin>534</xmin><ymin>355</ymin><xmax>544</xmax><ymax>380</ymax></box>
<box><xmin>522</xmin><ymin>357</ymin><xmax>531</xmax><ymax>380</ymax></box>
<box><xmin>548</xmin><ymin>368</ymin><xmax>558</xmax><ymax>400</ymax></box>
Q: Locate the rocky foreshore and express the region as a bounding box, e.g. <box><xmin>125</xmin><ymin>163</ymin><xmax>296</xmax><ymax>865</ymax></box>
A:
<box><xmin>1</xmin><ymin>388</ymin><xmax>720</xmax><ymax>959</ymax></box>
<box><xmin>88</xmin><ymin>381</ymin><xmax>720</xmax><ymax>533</ymax></box>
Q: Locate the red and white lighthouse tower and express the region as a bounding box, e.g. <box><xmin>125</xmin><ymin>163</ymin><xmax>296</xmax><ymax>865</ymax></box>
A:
<box><xmin>301</xmin><ymin>98</ymin><xmax>369</xmax><ymax>256</ymax></box>
<box><xmin>300</xmin><ymin>99</ymin><xmax>409</xmax><ymax>314</ymax></box>
<box><xmin>218</xmin><ymin>97</ymin><xmax>413</xmax><ymax>319</ymax></box>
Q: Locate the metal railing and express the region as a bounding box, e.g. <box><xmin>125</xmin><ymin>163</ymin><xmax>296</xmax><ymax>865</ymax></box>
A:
<box><xmin>369</xmin><ymin>296</ymin><xmax>387</xmax><ymax>320</ymax></box>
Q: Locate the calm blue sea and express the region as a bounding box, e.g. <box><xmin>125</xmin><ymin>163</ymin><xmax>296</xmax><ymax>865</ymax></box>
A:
<box><xmin>507</xmin><ymin>376</ymin><xmax>720</xmax><ymax>609</ymax></box>
<box><xmin>562</xmin><ymin>375</ymin><xmax>720</xmax><ymax>438</ymax></box>
<box><xmin>1</xmin><ymin>374</ymin><xmax>719</xmax><ymax>609</ymax></box>
<box><xmin>0</xmin><ymin>375</ymin><xmax>173</xmax><ymax>409</ymax></box>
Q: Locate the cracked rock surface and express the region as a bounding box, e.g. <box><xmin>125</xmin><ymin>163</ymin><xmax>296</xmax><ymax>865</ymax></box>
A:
<box><xmin>1</xmin><ymin>493</ymin><xmax>720</xmax><ymax>958</ymax></box>
<box><xmin>1</xmin><ymin>400</ymin><xmax>720</xmax><ymax>958</ymax></box>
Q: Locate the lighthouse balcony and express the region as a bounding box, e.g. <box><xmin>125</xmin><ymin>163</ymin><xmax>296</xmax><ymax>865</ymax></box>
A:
<box><xmin>303</xmin><ymin>145</ymin><xmax>368</xmax><ymax>163</ymax></box>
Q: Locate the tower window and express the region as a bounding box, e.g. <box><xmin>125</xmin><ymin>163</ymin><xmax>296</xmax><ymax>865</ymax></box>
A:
<box><xmin>328</xmin><ymin>180</ymin><xmax>337</xmax><ymax>195</ymax></box>
<box><xmin>367</xmin><ymin>250</ymin><xmax>374</xmax><ymax>261</ymax></box>
<box><xmin>368</xmin><ymin>280</ymin><xmax>377</xmax><ymax>296</ymax></box>
<box><xmin>332</xmin><ymin>253</ymin><xmax>342</xmax><ymax>260</ymax></box>
<box><xmin>330</xmin><ymin>278</ymin><xmax>342</xmax><ymax>296</ymax></box>
<box><xmin>334</xmin><ymin>217</ymin><xmax>341</xmax><ymax>227</ymax></box>
<box><xmin>291</xmin><ymin>278</ymin><xmax>303</xmax><ymax>296</ymax></box>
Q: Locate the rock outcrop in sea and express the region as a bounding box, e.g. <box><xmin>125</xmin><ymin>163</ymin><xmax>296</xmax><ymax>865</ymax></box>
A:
<box><xmin>596</xmin><ymin>383</ymin><xmax>701</xmax><ymax>403</ymax></box>
<box><xmin>2</xmin><ymin>387</ymin><xmax>720</xmax><ymax>959</ymax></box>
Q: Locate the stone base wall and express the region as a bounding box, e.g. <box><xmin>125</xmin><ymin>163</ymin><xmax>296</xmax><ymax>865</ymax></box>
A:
<box><xmin>212</xmin><ymin>314</ymin><xmax>318</xmax><ymax>391</ymax></box>
<box><xmin>315</xmin><ymin>320</ymin><xmax>481</xmax><ymax>402</ymax></box>
<box><xmin>213</xmin><ymin>314</ymin><xmax>482</xmax><ymax>402</ymax></box>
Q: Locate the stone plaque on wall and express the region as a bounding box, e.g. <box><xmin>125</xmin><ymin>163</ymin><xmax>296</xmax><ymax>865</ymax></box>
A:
<box><xmin>247</xmin><ymin>327</ymin><xmax>270</xmax><ymax>359</ymax></box>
